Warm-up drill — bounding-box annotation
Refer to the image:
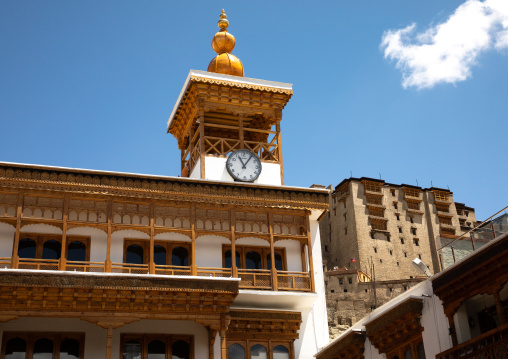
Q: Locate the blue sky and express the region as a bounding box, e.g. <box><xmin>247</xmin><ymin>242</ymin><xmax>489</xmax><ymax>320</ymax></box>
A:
<box><xmin>1</xmin><ymin>1</ymin><xmax>506</xmax><ymax>220</ymax></box>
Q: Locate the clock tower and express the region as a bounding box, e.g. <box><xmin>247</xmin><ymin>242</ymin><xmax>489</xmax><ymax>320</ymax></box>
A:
<box><xmin>167</xmin><ymin>10</ymin><xmax>292</xmax><ymax>185</ymax></box>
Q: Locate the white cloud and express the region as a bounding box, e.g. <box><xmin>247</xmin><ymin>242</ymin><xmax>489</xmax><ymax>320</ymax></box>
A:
<box><xmin>381</xmin><ymin>0</ymin><xmax>508</xmax><ymax>89</ymax></box>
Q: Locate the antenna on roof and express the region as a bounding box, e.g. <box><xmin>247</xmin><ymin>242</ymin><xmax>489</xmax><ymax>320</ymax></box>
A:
<box><xmin>431</xmin><ymin>180</ymin><xmax>433</xmax><ymax>187</ymax></box>
<box><xmin>379</xmin><ymin>173</ymin><xmax>382</xmax><ymax>180</ymax></box>
<box><xmin>447</xmin><ymin>185</ymin><xmax>450</xmax><ymax>190</ymax></box>
<box><xmin>416</xmin><ymin>179</ymin><xmax>419</xmax><ymax>186</ymax></box>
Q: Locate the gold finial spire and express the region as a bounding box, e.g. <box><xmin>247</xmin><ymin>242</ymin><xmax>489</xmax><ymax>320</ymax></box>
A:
<box><xmin>218</xmin><ymin>9</ymin><xmax>229</xmax><ymax>31</ymax></box>
<box><xmin>207</xmin><ymin>9</ymin><xmax>244</xmax><ymax>77</ymax></box>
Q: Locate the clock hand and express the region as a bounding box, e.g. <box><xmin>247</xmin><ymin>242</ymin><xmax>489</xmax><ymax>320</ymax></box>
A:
<box><xmin>244</xmin><ymin>154</ymin><xmax>253</xmax><ymax>166</ymax></box>
<box><xmin>238</xmin><ymin>156</ymin><xmax>246</xmax><ymax>168</ymax></box>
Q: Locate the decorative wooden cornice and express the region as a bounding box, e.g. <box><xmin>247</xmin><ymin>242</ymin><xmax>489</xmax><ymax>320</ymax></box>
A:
<box><xmin>315</xmin><ymin>330</ymin><xmax>366</xmax><ymax>359</ymax></box>
<box><xmin>0</xmin><ymin>270</ymin><xmax>239</xmax><ymax>321</ymax></box>
<box><xmin>226</xmin><ymin>309</ymin><xmax>301</xmax><ymax>340</ymax></box>
<box><xmin>81</xmin><ymin>316</ymin><xmax>140</xmax><ymax>329</ymax></box>
<box><xmin>365</xmin><ymin>297</ymin><xmax>424</xmax><ymax>354</ymax></box>
<box><xmin>432</xmin><ymin>232</ymin><xmax>508</xmax><ymax>316</ymax></box>
<box><xmin>0</xmin><ymin>163</ymin><xmax>328</xmax><ymax>211</ymax></box>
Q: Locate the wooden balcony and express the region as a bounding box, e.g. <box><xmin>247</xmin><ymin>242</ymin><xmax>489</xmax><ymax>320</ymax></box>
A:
<box><xmin>0</xmin><ymin>257</ymin><xmax>312</xmax><ymax>292</ymax></box>
<box><xmin>436</xmin><ymin>324</ymin><xmax>508</xmax><ymax>359</ymax></box>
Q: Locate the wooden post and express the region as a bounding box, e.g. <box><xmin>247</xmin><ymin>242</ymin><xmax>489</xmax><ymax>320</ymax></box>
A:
<box><xmin>149</xmin><ymin>203</ymin><xmax>155</xmax><ymax>274</ymax></box>
<box><xmin>268</xmin><ymin>212</ymin><xmax>278</xmax><ymax>291</ymax></box>
<box><xmin>105</xmin><ymin>199</ymin><xmax>112</xmax><ymax>272</ymax></box>
<box><xmin>306</xmin><ymin>211</ymin><xmax>315</xmax><ymax>292</ymax></box>
<box><xmin>208</xmin><ymin>328</ymin><xmax>216</xmax><ymax>359</ymax></box>
<box><xmin>230</xmin><ymin>208</ymin><xmax>237</xmax><ymax>278</ymax></box>
<box><xmin>239</xmin><ymin>114</ymin><xmax>244</xmax><ymax>149</ymax></box>
<box><xmin>191</xmin><ymin>203</ymin><xmax>197</xmax><ymax>276</ymax></box>
<box><xmin>59</xmin><ymin>196</ymin><xmax>69</xmax><ymax>271</ymax></box>
<box><xmin>275</xmin><ymin>116</ymin><xmax>284</xmax><ymax>185</ymax></box>
<box><xmin>300</xmin><ymin>242</ymin><xmax>307</xmax><ymax>272</ymax></box>
<box><xmin>11</xmin><ymin>193</ymin><xmax>23</xmax><ymax>269</ymax></box>
<box><xmin>199</xmin><ymin>102</ymin><xmax>206</xmax><ymax>179</ymax></box>
<box><xmin>220</xmin><ymin>331</ymin><xmax>227</xmax><ymax>359</ymax></box>
<box><xmin>105</xmin><ymin>326</ymin><xmax>113</xmax><ymax>359</ymax></box>
<box><xmin>494</xmin><ymin>291</ymin><xmax>506</xmax><ymax>325</ymax></box>
<box><xmin>446</xmin><ymin>314</ymin><xmax>458</xmax><ymax>346</ymax></box>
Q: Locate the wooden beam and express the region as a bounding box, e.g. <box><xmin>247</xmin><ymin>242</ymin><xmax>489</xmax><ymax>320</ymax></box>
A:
<box><xmin>149</xmin><ymin>203</ymin><xmax>155</xmax><ymax>274</ymax></box>
<box><xmin>11</xmin><ymin>193</ymin><xmax>23</xmax><ymax>269</ymax></box>
<box><xmin>199</xmin><ymin>102</ymin><xmax>206</xmax><ymax>179</ymax></box>
<box><xmin>106</xmin><ymin>327</ymin><xmax>113</xmax><ymax>359</ymax></box>
<box><xmin>59</xmin><ymin>196</ymin><xmax>69</xmax><ymax>271</ymax></box>
<box><xmin>230</xmin><ymin>208</ymin><xmax>237</xmax><ymax>278</ymax></box>
<box><xmin>106</xmin><ymin>199</ymin><xmax>112</xmax><ymax>272</ymax></box>
<box><xmin>268</xmin><ymin>212</ymin><xmax>278</xmax><ymax>291</ymax></box>
<box><xmin>191</xmin><ymin>203</ymin><xmax>197</xmax><ymax>276</ymax></box>
<box><xmin>239</xmin><ymin>114</ymin><xmax>244</xmax><ymax>149</ymax></box>
<box><xmin>306</xmin><ymin>211</ymin><xmax>315</xmax><ymax>292</ymax></box>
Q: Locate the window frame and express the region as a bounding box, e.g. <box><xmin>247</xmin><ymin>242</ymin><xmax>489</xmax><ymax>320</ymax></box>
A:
<box><xmin>16</xmin><ymin>234</ymin><xmax>90</xmax><ymax>261</ymax></box>
<box><xmin>226</xmin><ymin>340</ymin><xmax>293</xmax><ymax>359</ymax></box>
<box><xmin>120</xmin><ymin>333</ymin><xmax>194</xmax><ymax>359</ymax></box>
<box><xmin>222</xmin><ymin>244</ymin><xmax>287</xmax><ymax>271</ymax></box>
<box><xmin>123</xmin><ymin>239</ymin><xmax>191</xmax><ymax>266</ymax></box>
<box><xmin>1</xmin><ymin>332</ymin><xmax>85</xmax><ymax>359</ymax></box>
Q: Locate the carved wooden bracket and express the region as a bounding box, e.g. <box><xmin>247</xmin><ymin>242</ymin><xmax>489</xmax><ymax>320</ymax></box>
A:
<box><xmin>80</xmin><ymin>316</ymin><xmax>140</xmax><ymax>329</ymax></box>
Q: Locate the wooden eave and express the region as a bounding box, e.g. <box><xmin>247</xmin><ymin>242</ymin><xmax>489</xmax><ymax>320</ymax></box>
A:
<box><xmin>0</xmin><ymin>162</ymin><xmax>329</xmax><ymax>211</ymax></box>
<box><xmin>316</xmin><ymin>330</ymin><xmax>366</xmax><ymax>359</ymax></box>
<box><xmin>0</xmin><ymin>270</ymin><xmax>239</xmax><ymax>329</ymax></box>
<box><xmin>405</xmin><ymin>197</ymin><xmax>422</xmax><ymax>204</ymax></box>
<box><xmin>407</xmin><ymin>210</ymin><xmax>424</xmax><ymax>215</ymax></box>
<box><xmin>369</xmin><ymin>216</ymin><xmax>388</xmax><ymax>223</ymax></box>
<box><xmin>365</xmin><ymin>297</ymin><xmax>424</xmax><ymax>354</ymax></box>
<box><xmin>432</xmin><ymin>232</ymin><xmax>508</xmax><ymax>316</ymax></box>
<box><xmin>226</xmin><ymin>309</ymin><xmax>301</xmax><ymax>340</ymax></box>
<box><xmin>167</xmin><ymin>73</ymin><xmax>293</xmax><ymax>149</ymax></box>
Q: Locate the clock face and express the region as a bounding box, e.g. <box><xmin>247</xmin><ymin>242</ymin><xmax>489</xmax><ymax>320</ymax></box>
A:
<box><xmin>226</xmin><ymin>149</ymin><xmax>262</xmax><ymax>182</ymax></box>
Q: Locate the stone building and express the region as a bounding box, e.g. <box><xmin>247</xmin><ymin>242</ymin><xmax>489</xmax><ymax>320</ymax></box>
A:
<box><xmin>319</xmin><ymin>177</ymin><xmax>480</xmax><ymax>337</ymax></box>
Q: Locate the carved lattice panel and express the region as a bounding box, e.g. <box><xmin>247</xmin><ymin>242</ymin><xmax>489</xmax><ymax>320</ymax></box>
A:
<box><xmin>68</xmin><ymin>198</ymin><xmax>107</xmax><ymax>223</ymax></box>
<box><xmin>0</xmin><ymin>193</ymin><xmax>17</xmax><ymax>217</ymax></box>
<box><xmin>113</xmin><ymin>202</ymin><xmax>151</xmax><ymax>225</ymax></box>
<box><xmin>154</xmin><ymin>205</ymin><xmax>190</xmax><ymax>228</ymax></box>
<box><xmin>23</xmin><ymin>196</ymin><xmax>64</xmax><ymax>220</ymax></box>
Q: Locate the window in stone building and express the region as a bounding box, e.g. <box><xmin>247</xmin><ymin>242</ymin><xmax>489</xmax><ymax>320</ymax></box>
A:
<box><xmin>418</xmin><ymin>254</ymin><xmax>422</xmax><ymax>259</ymax></box>
<box><xmin>339</xmin><ymin>279</ymin><xmax>343</xmax><ymax>284</ymax></box>
<box><xmin>325</xmin><ymin>245</ymin><xmax>328</xmax><ymax>252</ymax></box>
<box><xmin>389</xmin><ymin>287</ymin><xmax>393</xmax><ymax>292</ymax></box>
<box><xmin>393</xmin><ymin>202</ymin><xmax>398</xmax><ymax>210</ymax></box>
<box><xmin>410</xmin><ymin>217</ymin><xmax>414</xmax><ymax>224</ymax></box>
<box><xmin>465</xmin><ymin>210</ymin><xmax>469</xmax><ymax>216</ymax></box>
<box><xmin>365</xmin><ymin>289</ymin><xmax>368</xmax><ymax>293</ymax></box>
<box><xmin>398</xmin><ymin>227</ymin><xmax>402</xmax><ymax>233</ymax></box>
<box><xmin>397</xmin><ymin>262</ymin><xmax>399</xmax><ymax>266</ymax></box>
<box><xmin>389</xmin><ymin>250</ymin><xmax>393</xmax><ymax>255</ymax></box>
<box><xmin>413</xmin><ymin>238</ymin><xmax>419</xmax><ymax>246</ymax></box>
<box><xmin>344</xmin><ymin>213</ymin><xmax>347</xmax><ymax>221</ymax></box>
<box><xmin>371</xmin><ymin>232</ymin><xmax>375</xmax><ymax>239</ymax></box>
<box><xmin>344</xmin><ymin>227</ymin><xmax>347</xmax><ymax>235</ymax></box>
<box><xmin>374</xmin><ymin>247</ymin><xmax>377</xmax><ymax>253</ymax></box>
<box><xmin>387</xmin><ymin>237</ymin><xmax>391</xmax><ymax>242</ymax></box>
<box><xmin>344</xmin><ymin>289</ymin><xmax>347</xmax><ymax>293</ymax></box>
<box><xmin>411</xmin><ymin>228</ymin><xmax>417</xmax><ymax>235</ymax></box>
<box><xmin>403</xmin><ymin>285</ymin><xmax>407</xmax><ymax>291</ymax></box>
<box><xmin>404</xmin><ymin>252</ymin><xmax>407</xmax><ymax>258</ymax></box>
<box><xmin>331</xmin><ymin>290</ymin><xmax>335</xmax><ymax>293</ymax></box>
<box><xmin>396</xmin><ymin>214</ymin><xmax>400</xmax><ymax>221</ymax></box>
<box><xmin>380</xmin><ymin>259</ymin><xmax>383</xmax><ymax>263</ymax></box>
<box><xmin>348</xmin><ymin>277</ymin><xmax>352</xmax><ymax>284</ymax></box>
<box><xmin>391</xmin><ymin>189</ymin><xmax>396</xmax><ymax>196</ymax></box>
<box><xmin>400</xmin><ymin>238</ymin><xmax>405</xmax><ymax>244</ymax></box>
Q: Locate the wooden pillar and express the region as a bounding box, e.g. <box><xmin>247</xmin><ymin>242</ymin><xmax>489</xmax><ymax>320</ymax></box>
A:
<box><xmin>59</xmin><ymin>196</ymin><xmax>69</xmax><ymax>271</ymax></box>
<box><xmin>268</xmin><ymin>212</ymin><xmax>278</xmax><ymax>291</ymax></box>
<box><xmin>494</xmin><ymin>290</ymin><xmax>506</xmax><ymax>325</ymax></box>
<box><xmin>149</xmin><ymin>203</ymin><xmax>155</xmax><ymax>274</ymax></box>
<box><xmin>220</xmin><ymin>314</ymin><xmax>228</xmax><ymax>359</ymax></box>
<box><xmin>105</xmin><ymin>326</ymin><xmax>113</xmax><ymax>359</ymax></box>
<box><xmin>446</xmin><ymin>313</ymin><xmax>458</xmax><ymax>346</ymax></box>
<box><xmin>11</xmin><ymin>193</ymin><xmax>23</xmax><ymax>269</ymax></box>
<box><xmin>199</xmin><ymin>102</ymin><xmax>206</xmax><ymax>179</ymax></box>
<box><xmin>105</xmin><ymin>199</ymin><xmax>112</xmax><ymax>272</ymax></box>
<box><xmin>275</xmin><ymin>115</ymin><xmax>284</xmax><ymax>185</ymax></box>
<box><xmin>300</xmin><ymin>242</ymin><xmax>307</xmax><ymax>272</ymax></box>
<box><xmin>306</xmin><ymin>211</ymin><xmax>315</xmax><ymax>292</ymax></box>
<box><xmin>208</xmin><ymin>328</ymin><xmax>216</xmax><ymax>359</ymax></box>
<box><xmin>239</xmin><ymin>114</ymin><xmax>244</xmax><ymax>149</ymax></box>
<box><xmin>230</xmin><ymin>208</ymin><xmax>237</xmax><ymax>277</ymax></box>
<box><xmin>191</xmin><ymin>203</ymin><xmax>197</xmax><ymax>276</ymax></box>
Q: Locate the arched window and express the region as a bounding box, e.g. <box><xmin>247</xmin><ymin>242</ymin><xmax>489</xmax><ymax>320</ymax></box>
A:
<box><xmin>266</xmin><ymin>253</ymin><xmax>283</xmax><ymax>270</ymax></box>
<box><xmin>417</xmin><ymin>343</ymin><xmax>426</xmax><ymax>359</ymax></box>
<box><xmin>42</xmin><ymin>240</ymin><xmax>61</xmax><ymax>260</ymax></box>
<box><xmin>228</xmin><ymin>343</ymin><xmax>245</xmax><ymax>359</ymax></box>
<box><xmin>246</xmin><ymin>251</ymin><xmax>262</xmax><ymax>269</ymax></box>
<box><xmin>126</xmin><ymin>244</ymin><xmax>144</xmax><ymax>264</ymax></box>
<box><xmin>225</xmin><ymin>250</ymin><xmax>241</xmax><ymax>268</ymax></box>
<box><xmin>273</xmin><ymin>345</ymin><xmax>289</xmax><ymax>359</ymax></box>
<box><xmin>250</xmin><ymin>344</ymin><xmax>267</xmax><ymax>359</ymax></box>
<box><xmin>172</xmin><ymin>246</ymin><xmax>188</xmax><ymax>266</ymax></box>
<box><xmin>18</xmin><ymin>238</ymin><xmax>36</xmax><ymax>258</ymax></box>
<box><xmin>123</xmin><ymin>339</ymin><xmax>142</xmax><ymax>359</ymax></box>
<box><xmin>172</xmin><ymin>340</ymin><xmax>190</xmax><ymax>359</ymax></box>
<box><xmin>147</xmin><ymin>339</ymin><xmax>165</xmax><ymax>359</ymax></box>
<box><xmin>67</xmin><ymin>241</ymin><xmax>86</xmax><ymax>262</ymax></box>
<box><xmin>5</xmin><ymin>337</ymin><xmax>27</xmax><ymax>359</ymax></box>
<box><xmin>33</xmin><ymin>338</ymin><xmax>54</xmax><ymax>359</ymax></box>
<box><xmin>154</xmin><ymin>245</ymin><xmax>167</xmax><ymax>265</ymax></box>
<box><xmin>60</xmin><ymin>338</ymin><xmax>80</xmax><ymax>359</ymax></box>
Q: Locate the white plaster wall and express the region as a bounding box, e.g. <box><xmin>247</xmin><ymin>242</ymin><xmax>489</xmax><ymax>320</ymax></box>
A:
<box><xmin>235</xmin><ymin>237</ymin><xmax>269</xmax><ymax>247</ymax></box>
<box><xmin>154</xmin><ymin>232</ymin><xmax>191</xmax><ymax>242</ymax></box>
<box><xmin>275</xmin><ymin>239</ymin><xmax>302</xmax><ymax>272</ymax></box>
<box><xmin>0</xmin><ymin>222</ymin><xmax>15</xmax><ymax>258</ymax></box>
<box><xmin>67</xmin><ymin>227</ymin><xmax>107</xmax><ymax>263</ymax></box>
<box><xmin>195</xmin><ymin>234</ymin><xmax>230</xmax><ymax>268</ymax></box>
<box><xmin>111</xmin><ymin>230</ymin><xmax>149</xmax><ymax>263</ymax></box>
<box><xmin>363</xmin><ymin>337</ymin><xmax>384</xmax><ymax>359</ymax></box>
<box><xmin>190</xmin><ymin>156</ymin><xmax>282</xmax><ymax>186</ymax></box>
<box><xmin>21</xmin><ymin>223</ymin><xmax>62</xmax><ymax>235</ymax></box>
<box><xmin>0</xmin><ymin>318</ymin><xmax>209</xmax><ymax>359</ymax></box>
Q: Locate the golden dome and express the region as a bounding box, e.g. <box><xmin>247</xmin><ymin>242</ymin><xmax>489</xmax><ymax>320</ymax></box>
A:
<box><xmin>208</xmin><ymin>10</ymin><xmax>244</xmax><ymax>77</ymax></box>
<box><xmin>208</xmin><ymin>53</ymin><xmax>244</xmax><ymax>77</ymax></box>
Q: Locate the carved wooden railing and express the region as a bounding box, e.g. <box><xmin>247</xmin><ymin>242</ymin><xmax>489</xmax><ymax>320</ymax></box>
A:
<box><xmin>3</xmin><ymin>259</ymin><xmax>313</xmax><ymax>292</ymax></box>
<box><xmin>277</xmin><ymin>271</ymin><xmax>311</xmax><ymax>291</ymax></box>
<box><xmin>437</xmin><ymin>324</ymin><xmax>508</xmax><ymax>359</ymax></box>
<box><xmin>238</xmin><ymin>269</ymin><xmax>272</xmax><ymax>289</ymax></box>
